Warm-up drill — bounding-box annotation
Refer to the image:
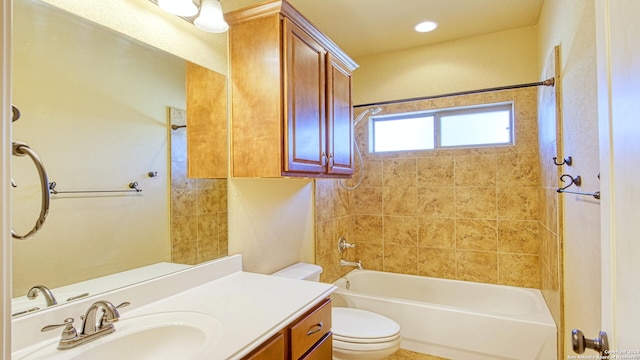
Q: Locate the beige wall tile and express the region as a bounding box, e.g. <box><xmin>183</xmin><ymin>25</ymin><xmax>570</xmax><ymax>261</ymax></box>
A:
<box><xmin>171</xmin><ymin>189</ymin><xmax>197</xmax><ymax>217</ymax></box>
<box><xmin>171</xmin><ymin>215</ymin><xmax>197</xmax><ymax>244</ymax></box>
<box><xmin>383</xmin><ymin>158</ymin><xmax>417</xmax><ymax>188</ymax></box>
<box><xmin>417</xmin><ymin>156</ymin><xmax>454</xmax><ymax>187</ymax></box>
<box><xmin>496</xmin><ymin>153</ymin><xmax>540</xmax><ymax>187</ymax></box>
<box><xmin>418</xmin><ymin>248</ymin><xmax>456</xmax><ymax>279</ymax></box>
<box><xmin>498</xmin><ymin>253</ymin><xmax>540</xmax><ymax>288</ymax></box>
<box><xmin>418</xmin><ymin>218</ymin><xmax>455</xmax><ymax>249</ymax></box>
<box><xmin>417</xmin><ymin>187</ymin><xmax>455</xmax><ymax>218</ymax></box>
<box><xmin>335</xmin><ymin>187</ymin><xmax>351</xmax><ymax>217</ymax></box>
<box><xmin>197</xmin><ymin>213</ymin><xmax>218</xmax><ymax>238</ymax></box>
<box><xmin>456</xmin><ymin>219</ymin><xmax>498</xmax><ymax>251</ymax></box>
<box><xmin>384</xmin><ymin>244</ymin><xmax>418</xmax><ymax>274</ymax></box>
<box><xmin>456</xmin><ymin>250</ymin><xmax>498</xmax><ymax>283</ymax></box>
<box><xmin>172</xmin><ymin>242</ymin><xmax>197</xmax><ymax>264</ymax></box>
<box><xmin>498</xmin><ymin>220</ymin><xmax>539</xmax><ymax>254</ymax></box>
<box><xmin>197</xmin><ymin>237</ymin><xmax>219</xmax><ymax>263</ymax></box>
<box><xmin>455</xmin><ymin>187</ymin><xmax>497</xmax><ymax>219</ymax></box>
<box><xmin>383</xmin><ymin>187</ymin><xmax>418</xmax><ymax>215</ymax></box>
<box><xmin>316</xmin><ymin>220</ymin><xmax>336</xmax><ymax>256</ymax></box>
<box><xmin>454</xmin><ymin>155</ymin><xmax>497</xmax><ymax>187</ymax></box>
<box><xmin>361</xmin><ymin>159</ymin><xmax>384</xmax><ymax>187</ymax></box>
<box><xmin>315</xmin><ymin>187</ymin><xmax>335</xmax><ymax>222</ymax></box>
<box><xmin>351</xmin><ymin>187</ymin><xmax>383</xmax><ymax>215</ymax></box>
<box><xmin>353</xmin><ymin>215</ymin><xmax>383</xmax><ymax>244</ymax></box>
<box><xmin>497</xmin><ymin>187</ymin><xmax>538</xmax><ymax>220</ymax></box>
<box><xmin>357</xmin><ymin>243</ymin><xmax>384</xmax><ymax>271</ymax></box>
<box><xmin>383</xmin><ymin>216</ymin><xmax>418</xmax><ymax>246</ymax></box>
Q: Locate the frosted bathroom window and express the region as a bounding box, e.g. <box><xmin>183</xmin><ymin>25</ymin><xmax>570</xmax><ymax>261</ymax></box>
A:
<box><xmin>372</xmin><ymin>116</ymin><xmax>435</xmax><ymax>152</ymax></box>
<box><xmin>370</xmin><ymin>102</ymin><xmax>513</xmax><ymax>153</ymax></box>
<box><xmin>440</xmin><ymin>105</ymin><xmax>513</xmax><ymax>147</ymax></box>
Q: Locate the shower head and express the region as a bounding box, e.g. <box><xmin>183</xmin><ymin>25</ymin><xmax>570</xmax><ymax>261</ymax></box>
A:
<box><xmin>354</xmin><ymin>106</ymin><xmax>383</xmax><ymax>125</ymax></box>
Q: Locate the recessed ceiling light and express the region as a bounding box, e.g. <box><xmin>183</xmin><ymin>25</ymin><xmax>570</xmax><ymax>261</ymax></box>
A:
<box><xmin>414</xmin><ymin>21</ymin><xmax>438</xmax><ymax>33</ymax></box>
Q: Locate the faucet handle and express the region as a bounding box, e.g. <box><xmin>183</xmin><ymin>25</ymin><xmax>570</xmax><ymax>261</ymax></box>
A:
<box><xmin>338</xmin><ymin>237</ymin><xmax>356</xmax><ymax>253</ymax></box>
<box><xmin>116</xmin><ymin>301</ymin><xmax>131</xmax><ymax>309</ymax></box>
<box><xmin>98</xmin><ymin>301</ymin><xmax>131</xmax><ymax>327</ymax></box>
<box><xmin>41</xmin><ymin>317</ymin><xmax>78</xmax><ymax>340</ymax></box>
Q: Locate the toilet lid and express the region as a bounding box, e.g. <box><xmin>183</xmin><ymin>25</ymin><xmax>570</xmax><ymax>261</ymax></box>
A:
<box><xmin>332</xmin><ymin>307</ymin><xmax>400</xmax><ymax>342</ymax></box>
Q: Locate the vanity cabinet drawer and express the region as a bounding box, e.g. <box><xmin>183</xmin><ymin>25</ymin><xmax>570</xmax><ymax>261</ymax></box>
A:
<box><xmin>300</xmin><ymin>332</ymin><xmax>332</xmax><ymax>360</ymax></box>
<box><xmin>289</xmin><ymin>298</ymin><xmax>332</xmax><ymax>360</ymax></box>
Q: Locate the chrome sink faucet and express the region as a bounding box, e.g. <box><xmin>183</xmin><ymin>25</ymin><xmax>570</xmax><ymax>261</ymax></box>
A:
<box><xmin>41</xmin><ymin>300</ymin><xmax>129</xmax><ymax>350</ymax></box>
<box><xmin>340</xmin><ymin>259</ymin><xmax>363</xmax><ymax>270</ymax></box>
<box><xmin>27</xmin><ymin>285</ymin><xmax>57</xmax><ymax>307</ymax></box>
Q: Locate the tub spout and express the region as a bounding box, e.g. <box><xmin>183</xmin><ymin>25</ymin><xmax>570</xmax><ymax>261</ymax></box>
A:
<box><xmin>340</xmin><ymin>259</ymin><xmax>363</xmax><ymax>270</ymax></box>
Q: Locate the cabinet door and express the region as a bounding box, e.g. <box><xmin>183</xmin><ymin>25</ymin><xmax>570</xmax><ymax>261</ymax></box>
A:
<box><xmin>241</xmin><ymin>332</ymin><xmax>285</xmax><ymax>360</ymax></box>
<box><xmin>326</xmin><ymin>54</ymin><xmax>354</xmax><ymax>176</ymax></box>
<box><xmin>186</xmin><ymin>61</ymin><xmax>228</xmax><ymax>178</ymax></box>
<box><xmin>283</xmin><ymin>18</ymin><xmax>326</xmax><ymax>174</ymax></box>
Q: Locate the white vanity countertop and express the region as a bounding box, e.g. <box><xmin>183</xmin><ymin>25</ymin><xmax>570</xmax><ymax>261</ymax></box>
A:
<box><xmin>11</xmin><ymin>255</ymin><xmax>336</xmax><ymax>360</ymax></box>
<box><xmin>126</xmin><ymin>271</ymin><xmax>336</xmax><ymax>359</ymax></box>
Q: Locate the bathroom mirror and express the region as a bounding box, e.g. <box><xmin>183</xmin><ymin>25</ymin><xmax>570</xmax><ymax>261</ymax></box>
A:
<box><xmin>11</xmin><ymin>0</ymin><xmax>228</xmax><ymax>316</ymax></box>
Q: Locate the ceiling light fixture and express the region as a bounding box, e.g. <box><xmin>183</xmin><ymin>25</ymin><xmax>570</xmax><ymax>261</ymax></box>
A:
<box><xmin>157</xmin><ymin>0</ymin><xmax>198</xmax><ymax>17</ymax></box>
<box><xmin>414</xmin><ymin>21</ymin><xmax>438</xmax><ymax>33</ymax></box>
<box><xmin>194</xmin><ymin>0</ymin><xmax>229</xmax><ymax>33</ymax></box>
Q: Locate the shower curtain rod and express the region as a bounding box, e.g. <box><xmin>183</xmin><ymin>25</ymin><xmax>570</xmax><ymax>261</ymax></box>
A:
<box><xmin>355</xmin><ymin>78</ymin><xmax>555</xmax><ymax>108</ymax></box>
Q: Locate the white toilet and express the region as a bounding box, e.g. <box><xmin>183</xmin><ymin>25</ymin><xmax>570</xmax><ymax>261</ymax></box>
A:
<box><xmin>272</xmin><ymin>263</ymin><xmax>401</xmax><ymax>360</ymax></box>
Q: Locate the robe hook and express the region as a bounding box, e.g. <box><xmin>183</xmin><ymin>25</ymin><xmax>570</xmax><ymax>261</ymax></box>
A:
<box><xmin>553</xmin><ymin>156</ymin><xmax>572</xmax><ymax>166</ymax></box>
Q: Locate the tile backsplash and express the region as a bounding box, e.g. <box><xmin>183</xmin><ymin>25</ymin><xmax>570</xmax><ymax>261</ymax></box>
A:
<box><xmin>316</xmin><ymin>87</ymin><xmax>540</xmax><ymax>288</ymax></box>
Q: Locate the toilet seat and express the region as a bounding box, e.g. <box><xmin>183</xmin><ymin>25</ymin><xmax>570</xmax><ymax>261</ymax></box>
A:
<box><xmin>332</xmin><ymin>307</ymin><xmax>401</xmax><ymax>344</ymax></box>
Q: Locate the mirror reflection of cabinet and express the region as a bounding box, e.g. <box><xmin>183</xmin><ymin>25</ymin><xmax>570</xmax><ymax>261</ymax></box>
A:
<box><xmin>186</xmin><ymin>61</ymin><xmax>228</xmax><ymax>179</ymax></box>
<box><xmin>227</xmin><ymin>0</ymin><xmax>358</xmax><ymax>178</ymax></box>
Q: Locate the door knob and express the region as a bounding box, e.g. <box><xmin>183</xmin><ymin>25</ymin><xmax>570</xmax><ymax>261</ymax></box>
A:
<box><xmin>572</xmin><ymin>329</ymin><xmax>609</xmax><ymax>356</ymax></box>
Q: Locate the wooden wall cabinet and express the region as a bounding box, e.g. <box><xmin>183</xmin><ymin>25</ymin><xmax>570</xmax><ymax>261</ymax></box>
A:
<box><xmin>227</xmin><ymin>0</ymin><xmax>358</xmax><ymax>178</ymax></box>
<box><xmin>241</xmin><ymin>298</ymin><xmax>332</xmax><ymax>360</ymax></box>
<box><xmin>186</xmin><ymin>61</ymin><xmax>228</xmax><ymax>179</ymax></box>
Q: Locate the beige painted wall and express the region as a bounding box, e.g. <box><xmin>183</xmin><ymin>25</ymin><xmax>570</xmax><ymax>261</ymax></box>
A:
<box><xmin>39</xmin><ymin>0</ymin><xmax>228</xmax><ymax>75</ymax></box>
<box><xmin>353</xmin><ymin>26</ymin><xmax>539</xmax><ymax>105</ymax></box>
<box><xmin>11</xmin><ymin>0</ymin><xmax>184</xmax><ymax>294</ymax></box>
<box><xmin>227</xmin><ymin>178</ymin><xmax>315</xmax><ymax>275</ymax></box>
<box><xmin>537</xmin><ymin>1</ymin><xmax>600</xmax><ymax>358</ymax></box>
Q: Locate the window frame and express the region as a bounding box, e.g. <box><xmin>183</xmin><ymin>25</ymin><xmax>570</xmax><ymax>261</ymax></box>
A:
<box><xmin>369</xmin><ymin>101</ymin><xmax>515</xmax><ymax>153</ymax></box>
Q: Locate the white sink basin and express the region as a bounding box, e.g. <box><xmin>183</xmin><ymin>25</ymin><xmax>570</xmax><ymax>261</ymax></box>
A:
<box><xmin>16</xmin><ymin>311</ymin><xmax>224</xmax><ymax>360</ymax></box>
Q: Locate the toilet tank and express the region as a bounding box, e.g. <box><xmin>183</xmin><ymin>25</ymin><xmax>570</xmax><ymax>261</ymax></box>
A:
<box><xmin>272</xmin><ymin>262</ymin><xmax>323</xmax><ymax>282</ymax></box>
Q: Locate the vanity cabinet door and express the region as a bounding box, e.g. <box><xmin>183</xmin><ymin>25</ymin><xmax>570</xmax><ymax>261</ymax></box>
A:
<box><xmin>283</xmin><ymin>18</ymin><xmax>327</xmax><ymax>175</ymax></box>
<box><xmin>242</xmin><ymin>331</ymin><xmax>285</xmax><ymax>360</ymax></box>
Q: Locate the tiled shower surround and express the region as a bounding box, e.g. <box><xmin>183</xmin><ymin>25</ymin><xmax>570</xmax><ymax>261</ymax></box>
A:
<box><xmin>316</xmin><ymin>87</ymin><xmax>541</xmax><ymax>287</ymax></box>
<box><xmin>170</xmin><ymin>108</ymin><xmax>228</xmax><ymax>264</ymax></box>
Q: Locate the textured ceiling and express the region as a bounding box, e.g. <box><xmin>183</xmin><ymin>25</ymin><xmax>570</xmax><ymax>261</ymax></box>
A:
<box><xmin>286</xmin><ymin>0</ymin><xmax>544</xmax><ymax>58</ymax></box>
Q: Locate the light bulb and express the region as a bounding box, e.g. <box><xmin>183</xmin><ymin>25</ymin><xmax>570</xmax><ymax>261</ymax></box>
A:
<box><xmin>194</xmin><ymin>0</ymin><xmax>229</xmax><ymax>33</ymax></box>
<box><xmin>414</xmin><ymin>21</ymin><xmax>438</xmax><ymax>33</ymax></box>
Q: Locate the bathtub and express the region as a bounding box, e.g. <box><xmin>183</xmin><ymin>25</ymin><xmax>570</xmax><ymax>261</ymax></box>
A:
<box><xmin>331</xmin><ymin>270</ymin><xmax>556</xmax><ymax>360</ymax></box>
